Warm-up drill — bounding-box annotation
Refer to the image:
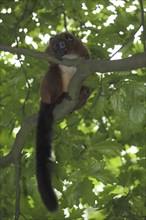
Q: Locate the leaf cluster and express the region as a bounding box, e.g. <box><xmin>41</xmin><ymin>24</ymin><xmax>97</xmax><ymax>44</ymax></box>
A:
<box><xmin>0</xmin><ymin>0</ymin><xmax>146</xmax><ymax>219</ymax></box>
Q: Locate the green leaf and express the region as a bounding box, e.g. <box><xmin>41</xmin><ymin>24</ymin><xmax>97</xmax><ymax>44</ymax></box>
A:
<box><xmin>0</xmin><ymin>1</ymin><xmax>145</xmax><ymax>219</ymax></box>
<box><xmin>129</xmin><ymin>103</ymin><xmax>145</xmax><ymax>124</ymax></box>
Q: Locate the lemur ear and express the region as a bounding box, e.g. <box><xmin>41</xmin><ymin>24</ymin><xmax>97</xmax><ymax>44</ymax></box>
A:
<box><xmin>49</xmin><ymin>36</ymin><xmax>54</xmax><ymax>44</ymax></box>
<box><xmin>65</xmin><ymin>33</ymin><xmax>74</xmax><ymax>42</ymax></box>
<box><xmin>50</xmin><ymin>37</ymin><xmax>52</xmax><ymax>43</ymax></box>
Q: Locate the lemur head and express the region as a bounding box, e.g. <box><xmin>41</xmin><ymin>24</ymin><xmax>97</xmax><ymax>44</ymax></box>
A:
<box><xmin>46</xmin><ymin>32</ymin><xmax>74</xmax><ymax>57</ymax></box>
<box><xmin>45</xmin><ymin>32</ymin><xmax>90</xmax><ymax>59</ymax></box>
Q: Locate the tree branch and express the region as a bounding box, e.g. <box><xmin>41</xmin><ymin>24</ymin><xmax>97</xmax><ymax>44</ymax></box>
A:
<box><xmin>0</xmin><ymin>43</ymin><xmax>146</xmax><ymax>72</ymax></box>
<box><xmin>14</xmin><ymin>161</ymin><xmax>21</xmax><ymax>220</ymax></box>
<box><xmin>0</xmin><ymin>44</ymin><xmax>146</xmax><ymax>168</ymax></box>
<box><xmin>0</xmin><ymin>114</ymin><xmax>37</xmax><ymax>168</ymax></box>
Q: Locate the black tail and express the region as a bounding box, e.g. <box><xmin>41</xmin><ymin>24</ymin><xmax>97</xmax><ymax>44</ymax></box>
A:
<box><xmin>36</xmin><ymin>102</ymin><xmax>58</xmax><ymax>212</ymax></box>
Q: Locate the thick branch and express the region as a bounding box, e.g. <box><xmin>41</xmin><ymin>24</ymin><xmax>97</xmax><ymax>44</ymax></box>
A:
<box><xmin>0</xmin><ymin>43</ymin><xmax>146</xmax><ymax>72</ymax></box>
<box><xmin>89</xmin><ymin>53</ymin><xmax>146</xmax><ymax>73</ymax></box>
<box><xmin>0</xmin><ymin>114</ymin><xmax>37</xmax><ymax>168</ymax></box>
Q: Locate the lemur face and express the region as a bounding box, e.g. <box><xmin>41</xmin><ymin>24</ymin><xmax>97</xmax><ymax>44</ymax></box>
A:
<box><xmin>49</xmin><ymin>32</ymin><xmax>74</xmax><ymax>57</ymax></box>
<box><xmin>53</xmin><ymin>39</ymin><xmax>68</xmax><ymax>57</ymax></box>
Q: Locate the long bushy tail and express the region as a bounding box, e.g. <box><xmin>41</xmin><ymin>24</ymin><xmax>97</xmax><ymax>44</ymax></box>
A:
<box><xmin>36</xmin><ymin>102</ymin><xmax>58</xmax><ymax>212</ymax></box>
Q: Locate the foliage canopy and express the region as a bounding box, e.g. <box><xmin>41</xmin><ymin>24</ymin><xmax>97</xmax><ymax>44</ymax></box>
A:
<box><xmin>0</xmin><ymin>0</ymin><xmax>146</xmax><ymax>219</ymax></box>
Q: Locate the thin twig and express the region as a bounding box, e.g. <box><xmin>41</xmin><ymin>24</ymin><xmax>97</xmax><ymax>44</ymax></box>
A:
<box><xmin>63</xmin><ymin>11</ymin><xmax>68</xmax><ymax>31</ymax></box>
<box><xmin>20</xmin><ymin>213</ymin><xmax>28</xmax><ymax>220</ymax></box>
<box><xmin>14</xmin><ymin>161</ymin><xmax>21</xmax><ymax>220</ymax></box>
<box><xmin>14</xmin><ymin>0</ymin><xmax>30</xmax><ymax>29</ymax></box>
<box><xmin>110</xmin><ymin>25</ymin><xmax>141</xmax><ymax>59</ymax></box>
<box><xmin>139</xmin><ymin>0</ymin><xmax>146</xmax><ymax>52</ymax></box>
<box><xmin>19</xmin><ymin>60</ymin><xmax>31</xmax><ymax>114</ymax></box>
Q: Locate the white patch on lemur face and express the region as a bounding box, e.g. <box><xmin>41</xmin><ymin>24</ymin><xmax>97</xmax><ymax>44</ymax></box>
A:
<box><xmin>59</xmin><ymin>54</ymin><xmax>78</xmax><ymax>92</ymax></box>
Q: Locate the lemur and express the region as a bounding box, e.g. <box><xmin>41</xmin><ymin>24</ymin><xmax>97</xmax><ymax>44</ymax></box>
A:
<box><xmin>36</xmin><ymin>32</ymin><xmax>90</xmax><ymax>212</ymax></box>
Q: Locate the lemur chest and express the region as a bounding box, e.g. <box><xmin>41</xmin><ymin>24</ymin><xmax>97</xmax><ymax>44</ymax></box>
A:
<box><xmin>59</xmin><ymin>54</ymin><xmax>78</xmax><ymax>92</ymax></box>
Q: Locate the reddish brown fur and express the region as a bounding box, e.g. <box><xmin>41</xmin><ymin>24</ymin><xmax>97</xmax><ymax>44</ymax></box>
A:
<box><xmin>40</xmin><ymin>32</ymin><xmax>90</xmax><ymax>107</ymax></box>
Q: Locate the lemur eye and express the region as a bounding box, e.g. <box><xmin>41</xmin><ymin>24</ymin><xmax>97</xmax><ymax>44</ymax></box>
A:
<box><xmin>59</xmin><ymin>41</ymin><xmax>66</xmax><ymax>48</ymax></box>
